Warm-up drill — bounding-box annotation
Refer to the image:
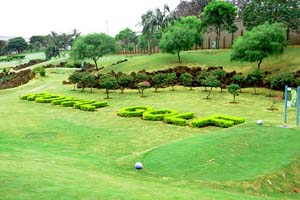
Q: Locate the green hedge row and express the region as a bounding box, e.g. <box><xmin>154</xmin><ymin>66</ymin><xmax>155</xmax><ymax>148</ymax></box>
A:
<box><xmin>164</xmin><ymin>112</ymin><xmax>195</xmax><ymax>126</ymax></box>
<box><xmin>143</xmin><ymin>109</ymin><xmax>178</xmax><ymax>121</ymax></box>
<box><xmin>20</xmin><ymin>93</ymin><xmax>108</xmax><ymax>112</ymax></box>
<box><xmin>118</xmin><ymin>106</ymin><xmax>154</xmax><ymax>117</ymax></box>
<box><xmin>118</xmin><ymin>105</ymin><xmax>245</xmax><ymax>128</ymax></box>
<box><xmin>191</xmin><ymin>115</ymin><xmax>245</xmax><ymax>128</ymax></box>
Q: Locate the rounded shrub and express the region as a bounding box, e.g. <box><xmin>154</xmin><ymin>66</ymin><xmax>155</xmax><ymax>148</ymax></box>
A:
<box><xmin>143</xmin><ymin>109</ymin><xmax>178</xmax><ymax>121</ymax></box>
<box><xmin>118</xmin><ymin>106</ymin><xmax>154</xmax><ymax>117</ymax></box>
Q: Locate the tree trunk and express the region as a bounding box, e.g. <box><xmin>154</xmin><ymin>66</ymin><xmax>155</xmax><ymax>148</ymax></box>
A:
<box><xmin>253</xmin><ymin>86</ymin><xmax>257</xmax><ymax>95</ymax></box>
<box><xmin>233</xmin><ymin>94</ymin><xmax>236</xmax><ymax>103</ymax></box>
<box><xmin>147</xmin><ymin>39</ymin><xmax>151</xmax><ymax>55</ymax></box>
<box><xmin>121</xmin><ymin>88</ymin><xmax>124</xmax><ymax>94</ymax></box>
<box><xmin>73</xmin><ymin>84</ymin><xmax>76</xmax><ymax>91</ymax></box>
<box><xmin>216</xmin><ymin>28</ymin><xmax>221</xmax><ymax>49</ymax></box>
<box><xmin>155</xmin><ymin>87</ymin><xmax>158</xmax><ymax>92</ymax></box>
<box><xmin>93</xmin><ymin>59</ymin><xmax>99</xmax><ymax>71</ymax></box>
<box><xmin>90</xmin><ymin>87</ymin><xmax>93</xmax><ymax>93</ymax></box>
<box><xmin>177</xmin><ymin>51</ymin><xmax>181</xmax><ymax>63</ymax></box>
<box><xmin>106</xmin><ymin>89</ymin><xmax>109</xmax><ymax>99</ymax></box>
<box><xmin>171</xmin><ymin>85</ymin><xmax>174</xmax><ymax>91</ymax></box>
<box><xmin>257</xmin><ymin>59</ymin><xmax>263</xmax><ymax>70</ymax></box>
<box><xmin>206</xmin><ymin>87</ymin><xmax>213</xmax><ymax>99</ymax></box>
<box><xmin>141</xmin><ymin>89</ymin><xmax>144</xmax><ymax>97</ymax></box>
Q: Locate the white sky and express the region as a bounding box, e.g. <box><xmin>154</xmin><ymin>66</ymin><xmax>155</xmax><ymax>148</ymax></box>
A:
<box><xmin>0</xmin><ymin>0</ymin><xmax>180</xmax><ymax>38</ymax></box>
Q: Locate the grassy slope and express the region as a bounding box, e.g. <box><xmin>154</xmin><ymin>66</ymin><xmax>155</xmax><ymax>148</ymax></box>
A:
<box><xmin>101</xmin><ymin>46</ymin><xmax>300</xmax><ymax>74</ymax></box>
<box><xmin>144</xmin><ymin>126</ymin><xmax>300</xmax><ymax>181</ymax></box>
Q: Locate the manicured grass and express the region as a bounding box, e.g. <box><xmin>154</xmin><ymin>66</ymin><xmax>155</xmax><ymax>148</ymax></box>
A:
<box><xmin>0</xmin><ymin>61</ymin><xmax>300</xmax><ymax>199</ymax></box>
<box><xmin>143</xmin><ymin>126</ymin><xmax>300</xmax><ymax>181</ymax></box>
<box><xmin>101</xmin><ymin>46</ymin><xmax>300</xmax><ymax>73</ymax></box>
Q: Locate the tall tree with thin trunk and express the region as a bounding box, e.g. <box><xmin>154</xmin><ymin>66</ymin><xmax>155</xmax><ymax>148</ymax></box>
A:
<box><xmin>201</xmin><ymin>1</ymin><xmax>237</xmax><ymax>49</ymax></box>
<box><xmin>71</xmin><ymin>33</ymin><xmax>118</xmax><ymax>71</ymax></box>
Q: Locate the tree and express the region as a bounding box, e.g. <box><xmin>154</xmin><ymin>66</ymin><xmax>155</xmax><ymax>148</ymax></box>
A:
<box><xmin>159</xmin><ymin>20</ymin><xmax>196</xmax><ymax>63</ymax></box>
<box><xmin>135</xmin><ymin>73</ymin><xmax>148</xmax><ymax>93</ymax></box>
<box><xmin>232</xmin><ymin>73</ymin><xmax>245</xmax><ymax>92</ymax></box>
<box><xmin>141</xmin><ymin>10</ymin><xmax>156</xmax><ymax>55</ymax></box>
<box><xmin>175</xmin><ymin>0</ymin><xmax>211</xmax><ymax>18</ymax></box>
<box><xmin>246</xmin><ymin>69</ymin><xmax>264</xmax><ymax>94</ymax></box>
<box><xmin>152</xmin><ymin>73</ymin><xmax>167</xmax><ymax>92</ymax></box>
<box><xmin>86</xmin><ymin>74</ymin><xmax>96</xmax><ymax>93</ymax></box>
<box><xmin>179</xmin><ymin>16</ymin><xmax>203</xmax><ymax>47</ymax></box>
<box><xmin>7</xmin><ymin>37</ymin><xmax>28</xmax><ymax>53</ymax></box>
<box><xmin>78</xmin><ymin>72</ymin><xmax>90</xmax><ymax>92</ymax></box>
<box><xmin>180</xmin><ymin>72</ymin><xmax>194</xmax><ymax>90</ymax></box>
<box><xmin>201</xmin><ymin>1</ymin><xmax>237</xmax><ymax>49</ymax></box>
<box><xmin>231</xmin><ymin>23</ymin><xmax>287</xmax><ymax>70</ymax></box>
<box><xmin>0</xmin><ymin>40</ymin><xmax>7</xmax><ymax>56</ymax></box>
<box><xmin>137</xmin><ymin>81</ymin><xmax>151</xmax><ymax>97</ymax></box>
<box><xmin>211</xmin><ymin>69</ymin><xmax>226</xmax><ymax>92</ymax></box>
<box><xmin>118</xmin><ymin>74</ymin><xmax>134</xmax><ymax>94</ymax></box>
<box><xmin>115</xmin><ymin>28</ymin><xmax>137</xmax><ymax>56</ymax></box>
<box><xmin>166</xmin><ymin>72</ymin><xmax>177</xmax><ymax>91</ymax></box>
<box><xmin>71</xmin><ymin>33</ymin><xmax>118</xmax><ymax>71</ymax></box>
<box><xmin>197</xmin><ymin>71</ymin><xmax>210</xmax><ymax>91</ymax></box>
<box><xmin>45</xmin><ymin>46</ymin><xmax>60</xmax><ymax>60</ymax></box>
<box><xmin>68</xmin><ymin>72</ymin><xmax>81</xmax><ymax>90</ymax></box>
<box><xmin>228</xmin><ymin>84</ymin><xmax>240</xmax><ymax>103</ymax></box>
<box><xmin>243</xmin><ymin>0</ymin><xmax>300</xmax><ymax>35</ymax></box>
<box><xmin>99</xmin><ymin>74</ymin><xmax>118</xmax><ymax>99</ymax></box>
<box><xmin>203</xmin><ymin>76</ymin><xmax>220</xmax><ymax>99</ymax></box>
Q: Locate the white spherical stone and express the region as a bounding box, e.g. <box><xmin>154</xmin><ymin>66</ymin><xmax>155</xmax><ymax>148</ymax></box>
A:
<box><xmin>256</xmin><ymin>120</ymin><xmax>263</xmax><ymax>125</ymax></box>
<box><xmin>135</xmin><ymin>162</ymin><xmax>143</xmax><ymax>170</ymax></box>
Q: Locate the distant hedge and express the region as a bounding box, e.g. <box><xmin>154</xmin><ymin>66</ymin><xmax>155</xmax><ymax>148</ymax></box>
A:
<box><xmin>20</xmin><ymin>93</ymin><xmax>108</xmax><ymax>112</ymax></box>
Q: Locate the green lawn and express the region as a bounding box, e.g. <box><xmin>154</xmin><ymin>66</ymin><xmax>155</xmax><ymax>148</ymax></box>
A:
<box><xmin>100</xmin><ymin>46</ymin><xmax>300</xmax><ymax>73</ymax></box>
<box><xmin>1</xmin><ymin>50</ymin><xmax>300</xmax><ymax>199</ymax></box>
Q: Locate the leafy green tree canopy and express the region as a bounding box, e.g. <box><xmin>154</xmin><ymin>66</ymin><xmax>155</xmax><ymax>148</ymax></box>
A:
<box><xmin>243</xmin><ymin>0</ymin><xmax>300</xmax><ymax>33</ymax></box>
<box><xmin>115</xmin><ymin>28</ymin><xmax>137</xmax><ymax>55</ymax></box>
<box><xmin>231</xmin><ymin>23</ymin><xmax>288</xmax><ymax>70</ymax></box>
<box><xmin>71</xmin><ymin>33</ymin><xmax>118</xmax><ymax>71</ymax></box>
<box><xmin>7</xmin><ymin>37</ymin><xmax>28</xmax><ymax>53</ymax></box>
<box><xmin>201</xmin><ymin>0</ymin><xmax>237</xmax><ymax>49</ymax></box>
<box><xmin>159</xmin><ymin>17</ymin><xmax>199</xmax><ymax>62</ymax></box>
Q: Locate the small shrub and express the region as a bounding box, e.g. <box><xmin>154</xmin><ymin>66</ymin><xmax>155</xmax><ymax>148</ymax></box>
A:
<box><xmin>143</xmin><ymin>109</ymin><xmax>178</xmax><ymax>121</ymax></box>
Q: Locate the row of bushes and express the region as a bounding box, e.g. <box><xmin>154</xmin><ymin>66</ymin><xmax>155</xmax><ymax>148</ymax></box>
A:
<box><xmin>20</xmin><ymin>93</ymin><xmax>108</xmax><ymax>112</ymax></box>
<box><xmin>191</xmin><ymin>115</ymin><xmax>245</xmax><ymax>128</ymax></box>
<box><xmin>0</xmin><ymin>54</ymin><xmax>25</xmax><ymax>62</ymax></box>
<box><xmin>118</xmin><ymin>106</ymin><xmax>245</xmax><ymax>128</ymax></box>
<box><xmin>68</xmin><ymin>67</ymin><xmax>300</xmax><ymax>99</ymax></box>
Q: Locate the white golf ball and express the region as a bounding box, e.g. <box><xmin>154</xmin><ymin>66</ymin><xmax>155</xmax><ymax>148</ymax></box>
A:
<box><xmin>135</xmin><ymin>162</ymin><xmax>143</xmax><ymax>170</ymax></box>
<box><xmin>256</xmin><ymin>120</ymin><xmax>263</xmax><ymax>125</ymax></box>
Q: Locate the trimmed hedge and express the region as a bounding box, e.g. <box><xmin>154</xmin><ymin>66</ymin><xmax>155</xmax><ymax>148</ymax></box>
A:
<box><xmin>61</xmin><ymin>101</ymin><xmax>78</xmax><ymax>107</ymax></box>
<box><xmin>118</xmin><ymin>106</ymin><xmax>154</xmax><ymax>117</ymax></box>
<box><xmin>92</xmin><ymin>101</ymin><xmax>108</xmax><ymax>108</ymax></box>
<box><xmin>143</xmin><ymin>109</ymin><xmax>178</xmax><ymax>121</ymax></box>
<box><xmin>80</xmin><ymin>104</ymin><xmax>96</xmax><ymax>112</ymax></box>
<box><xmin>191</xmin><ymin>115</ymin><xmax>245</xmax><ymax>128</ymax></box>
<box><xmin>163</xmin><ymin>112</ymin><xmax>195</xmax><ymax>126</ymax></box>
<box><xmin>20</xmin><ymin>93</ymin><xmax>107</xmax><ymax>112</ymax></box>
<box><xmin>164</xmin><ymin>116</ymin><xmax>187</xmax><ymax>126</ymax></box>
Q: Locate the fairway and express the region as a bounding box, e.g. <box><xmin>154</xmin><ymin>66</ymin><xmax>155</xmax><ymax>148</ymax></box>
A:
<box><xmin>0</xmin><ymin>68</ymin><xmax>299</xmax><ymax>200</ymax></box>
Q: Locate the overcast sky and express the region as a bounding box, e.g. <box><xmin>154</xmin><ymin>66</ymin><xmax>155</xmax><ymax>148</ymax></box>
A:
<box><xmin>0</xmin><ymin>0</ymin><xmax>180</xmax><ymax>38</ymax></box>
